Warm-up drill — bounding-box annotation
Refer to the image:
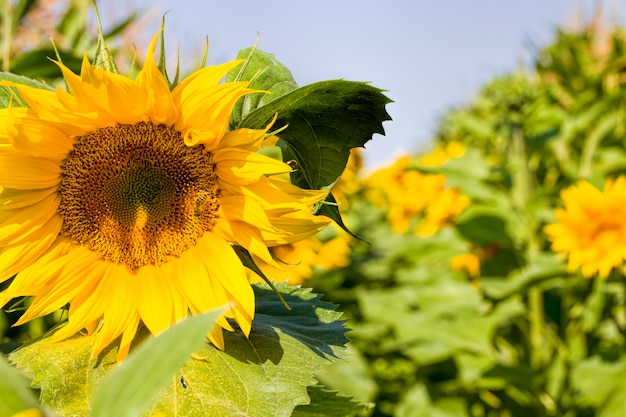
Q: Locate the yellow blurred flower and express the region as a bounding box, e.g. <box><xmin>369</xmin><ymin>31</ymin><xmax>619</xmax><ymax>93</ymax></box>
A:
<box><xmin>332</xmin><ymin>148</ymin><xmax>364</xmax><ymax>209</ymax></box>
<box><xmin>450</xmin><ymin>253</ymin><xmax>481</xmax><ymax>278</ymax></box>
<box><xmin>545</xmin><ymin>177</ymin><xmax>626</xmax><ymax>278</ymax></box>
<box><xmin>10</xmin><ymin>409</ymin><xmax>43</xmax><ymax>417</ymax></box>
<box><xmin>249</xmin><ymin>231</ymin><xmax>352</xmax><ymax>286</ymax></box>
<box><xmin>420</xmin><ymin>141</ymin><xmax>466</xmax><ymax>167</ymax></box>
<box><xmin>365</xmin><ymin>155</ymin><xmax>470</xmax><ymax>236</ymax></box>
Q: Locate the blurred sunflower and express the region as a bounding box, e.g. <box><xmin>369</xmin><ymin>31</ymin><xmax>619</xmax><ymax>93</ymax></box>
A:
<box><xmin>248</xmin><ymin>229</ymin><xmax>351</xmax><ymax>286</ymax></box>
<box><xmin>365</xmin><ymin>155</ymin><xmax>470</xmax><ymax>236</ymax></box>
<box><xmin>419</xmin><ymin>141</ymin><xmax>466</xmax><ymax>167</ymax></box>
<box><xmin>450</xmin><ymin>252</ymin><xmax>481</xmax><ymax>289</ymax></box>
<box><xmin>0</xmin><ymin>33</ymin><xmax>329</xmax><ymax>360</ymax></box>
<box><xmin>545</xmin><ymin>177</ymin><xmax>626</xmax><ymax>278</ymax></box>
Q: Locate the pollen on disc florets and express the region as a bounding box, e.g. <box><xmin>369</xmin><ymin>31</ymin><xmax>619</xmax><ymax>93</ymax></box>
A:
<box><xmin>58</xmin><ymin>122</ymin><xmax>220</xmax><ymax>270</ymax></box>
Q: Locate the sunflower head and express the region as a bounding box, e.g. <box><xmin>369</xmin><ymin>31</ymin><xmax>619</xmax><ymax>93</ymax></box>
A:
<box><xmin>545</xmin><ymin>177</ymin><xmax>626</xmax><ymax>278</ymax></box>
<box><xmin>0</xmin><ymin>33</ymin><xmax>329</xmax><ymax>360</ymax></box>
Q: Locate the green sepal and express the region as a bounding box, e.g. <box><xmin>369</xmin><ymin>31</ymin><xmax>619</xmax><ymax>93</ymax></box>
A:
<box><xmin>90</xmin><ymin>0</ymin><xmax>119</xmax><ymax>73</ymax></box>
<box><xmin>314</xmin><ymin>192</ymin><xmax>361</xmax><ymax>240</ymax></box>
<box><xmin>231</xmin><ymin>244</ymin><xmax>292</xmax><ymax>311</ymax></box>
<box><xmin>156</xmin><ymin>14</ymin><xmax>180</xmax><ymax>89</ymax></box>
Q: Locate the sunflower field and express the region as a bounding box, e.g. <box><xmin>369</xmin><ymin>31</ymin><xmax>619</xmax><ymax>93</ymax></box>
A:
<box><xmin>2</xmin><ymin>1</ymin><xmax>626</xmax><ymax>417</ymax></box>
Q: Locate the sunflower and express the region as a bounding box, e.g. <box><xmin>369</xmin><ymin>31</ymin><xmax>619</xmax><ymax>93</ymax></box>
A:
<box><xmin>0</xmin><ymin>33</ymin><xmax>330</xmax><ymax>360</ymax></box>
<box><xmin>545</xmin><ymin>177</ymin><xmax>626</xmax><ymax>278</ymax></box>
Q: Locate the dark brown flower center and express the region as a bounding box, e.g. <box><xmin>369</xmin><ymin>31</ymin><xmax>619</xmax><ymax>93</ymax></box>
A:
<box><xmin>58</xmin><ymin>122</ymin><xmax>220</xmax><ymax>270</ymax></box>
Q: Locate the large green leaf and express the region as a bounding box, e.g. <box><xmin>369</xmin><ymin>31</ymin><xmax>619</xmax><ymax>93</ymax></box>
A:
<box><xmin>9</xmin><ymin>49</ymin><xmax>83</xmax><ymax>82</ymax></box>
<box><xmin>10</xmin><ymin>283</ymin><xmax>348</xmax><ymax>417</ymax></box>
<box><xmin>572</xmin><ymin>356</ymin><xmax>626</xmax><ymax>417</ymax></box>
<box><xmin>239</xmin><ymin>80</ymin><xmax>391</xmax><ymax>191</ymax></box>
<box><xmin>226</xmin><ymin>47</ymin><xmax>299</xmax><ymax>126</ymax></box>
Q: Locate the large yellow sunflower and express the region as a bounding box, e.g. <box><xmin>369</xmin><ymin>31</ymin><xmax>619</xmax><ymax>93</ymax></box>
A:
<box><xmin>545</xmin><ymin>177</ymin><xmax>626</xmax><ymax>278</ymax></box>
<box><xmin>0</xmin><ymin>34</ymin><xmax>330</xmax><ymax>360</ymax></box>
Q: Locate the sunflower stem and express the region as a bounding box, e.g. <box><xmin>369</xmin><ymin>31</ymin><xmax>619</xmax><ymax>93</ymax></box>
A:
<box><xmin>509</xmin><ymin>124</ymin><xmax>545</xmax><ymax>369</ymax></box>
<box><xmin>578</xmin><ymin>114</ymin><xmax>613</xmax><ymax>179</ymax></box>
<box><xmin>231</xmin><ymin>245</ymin><xmax>292</xmax><ymax>311</ymax></box>
<box><xmin>615</xmin><ymin>273</ymin><xmax>626</xmax><ymax>341</ymax></box>
<box><xmin>1</xmin><ymin>0</ymin><xmax>12</xmax><ymax>72</ymax></box>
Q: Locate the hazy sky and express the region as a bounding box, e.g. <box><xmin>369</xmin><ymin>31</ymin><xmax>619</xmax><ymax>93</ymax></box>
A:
<box><xmin>104</xmin><ymin>1</ymin><xmax>607</xmax><ymax>169</ymax></box>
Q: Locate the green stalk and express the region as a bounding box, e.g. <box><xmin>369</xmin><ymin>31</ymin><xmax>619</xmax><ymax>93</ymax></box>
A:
<box><xmin>1</xmin><ymin>0</ymin><xmax>12</xmax><ymax>72</ymax></box>
<box><xmin>510</xmin><ymin>125</ymin><xmax>545</xmax><ymax>369</ymax></box>
<box><xmin>578</xmin><ymin>114</ymin><xmax>614</xmax><ymax>179</ymax></box>
<box><xmin>528</xmin><ymin>286</ymin><xmax>545</xmax><ymax>369</ymax></box>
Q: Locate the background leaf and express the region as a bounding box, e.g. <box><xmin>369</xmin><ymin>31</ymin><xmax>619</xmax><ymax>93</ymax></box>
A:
<box><xmin>291</xmin><ymin>385</ymin><xmax>372</xmax><ymax>417</ymax></box>
<box><xmin>0</xmin><ymin>72</ymin><xmax>53</xmax><ymax>108</ymax></box>
<box><xmin>0</xmin><ymin>355</ymin><xmax>41</xmax><ymax>417</ymax></box>
<box><xmin>572</xmin><ymin>356</ymin><xmax>626</xmax><ymax>417</ymax></box>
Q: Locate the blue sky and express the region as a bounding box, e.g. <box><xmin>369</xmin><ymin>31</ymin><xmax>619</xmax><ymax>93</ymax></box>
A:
<box><xmin>105</xmin><ymin>1</ymin><xmax>605</xmax><ymax>169</ymax></box>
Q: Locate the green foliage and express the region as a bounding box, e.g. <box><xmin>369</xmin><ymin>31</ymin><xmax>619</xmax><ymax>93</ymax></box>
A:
<box><xmin>0</xmin><ymin>0</ymin><xmax>137</xmax><ymax>84</ymax></box>
<box><xmin>239</xmin><ymin>80</ymin><xmax>391</xmax><ymax>191</ymax></box>
<box><xmin>0</xmin><ymin>354</ymin><xmax>42</xmax><ymax>417</ymax></box>
<box><xmin>292</xmin><ymin>385</ymin><xmax>372</xmax><ymax>417</ymax></box>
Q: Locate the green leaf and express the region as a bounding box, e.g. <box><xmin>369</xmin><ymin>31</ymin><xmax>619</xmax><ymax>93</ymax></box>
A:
<box><xmin>89</xmin><ymin>308</ymin><xmax>225</xmax><ymax>417</ymax></box>
<box><xmin>572</xmin><ymin>356</ymin><xmax>626</xmax><ymax>417</ymax></box>
<box><xmin>455</xmin><ymin>205</ymin><xmax>517</xmax><ymax>248</ymax></box>
<box><xmin>9</xmin><ymin>49</ymin><xmax>83</xmax><ymax>82</ymax></box>
<box><xmin>0</xmin><ymin>354</ymin><xmax>41</xmax><ymax>417</ymax></box>
<box><xmin>10</xmin><ymin>284</ymin><xmax>348</xmax><ymax>417</ymax></box>
<box><xmin>480</xmin><ymin>255</ymin><xmax>568</xmax><ymax>300</ymax></box>
<box><xmin>396</xmin><ymin>383</ymin><xmax>469</xmax><ymax>417</ymax></box>
<box><xmin>226</xmin><ymin>47</ymin><xmax>299</xmax><ymax>126</ymax></box>
<box><xmin>239</xmin><ymin>80</ymin><xmax>391</xmax><ymax>190</ymax></box>
<box><xmin>315</xmin><ymin>344</ymin><xmax>378</xmax><ymax>404</ymax></box>
<box><xmin>291</xmin><ymin>385</ymin><xmax>372</xmax><ymax>417</ymax></box>
<box><xmin>0</xmin><ymin>72</ymin><xmax>53</xmax><ymax>108</ymax></box>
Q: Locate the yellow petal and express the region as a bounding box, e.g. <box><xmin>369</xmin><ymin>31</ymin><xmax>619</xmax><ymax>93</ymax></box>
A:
<box><xmin>214</xmin><ymin>149</ymin><xmax>292</xmax><ymax>185</ymax></box>
<box><xmin>136</xmin><ymin>32</ymin><xmax>177</xmax><ymax>125</ymax></box>
<box><xmin>0</xmin><ymin>151</ymin><xmax>60</xmax><ymax>189</ymax></box>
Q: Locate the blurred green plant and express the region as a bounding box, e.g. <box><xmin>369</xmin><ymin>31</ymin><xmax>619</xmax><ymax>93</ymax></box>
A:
<box><xmin>0</xmin><ymin>0</ymin><xmax>136</xmax><ymax>83</ymax></box>
<box><xmin>309</xmin><ymin>9</ymin><xmax>626</xmax><ymax>417</ymax></box>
